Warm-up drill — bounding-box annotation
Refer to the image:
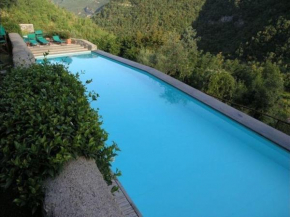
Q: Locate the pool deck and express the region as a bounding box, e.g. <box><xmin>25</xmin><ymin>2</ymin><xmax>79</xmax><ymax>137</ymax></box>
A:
<box><xmin>29</xmin><ymin>43</ymin><xmax>89</xmax><ymax>58</ymax></box>
<box><xmin>93</xmin><ymin>50</ymin><xmax>290</xmax><ymax>151</ymax></box>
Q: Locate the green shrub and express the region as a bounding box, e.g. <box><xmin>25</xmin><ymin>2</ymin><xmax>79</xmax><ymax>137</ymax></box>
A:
<box><xmin>283</xmin><ymin>73</ymin><xmax>290</xmax><ymax>92</ymax></box>
<box><xmin>206</xmin><ymin>70</ymin><xmax>236</xmax><ymax>100</ymax></box>
<box><xmin>45</xmin><ymin>30</ymin><xmax>71</xmax><ymax>39</ymax></box>
<box><xmin>0</xmin><ymin>61</ymin><xmax>120</xmax><ymax>212</ymax></box>
<box><xmin>1</xmin><ymin>17</ymin><xmax>22</xmax><ymax>35</ymax></box>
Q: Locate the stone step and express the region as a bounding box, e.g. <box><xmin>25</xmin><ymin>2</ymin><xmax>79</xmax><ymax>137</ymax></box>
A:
<box><xmin>29</xmin><ymin>43</ymin><xmax>90</xmax><ymax>57</ymax></box>
<box><xmin>31</xmin><ymin>46</ymin><xmax>85</xmax><ymax>53</ymax></box>
<box><xmin>33</xmin><ymin>49</ymin><xmax>89</xmax><ymax>57</ymax></box>
<box><xmin>31</xmin><ymin>47</ymin><xmax>88</xmax><ymax>53</ymax></box>
<box><xmin>29</xmin><ymin>45</ymin><xmax>83</xmax><ymax>52</ymax></box>
<box><xmin>32</xmin><ymin>48</ymin><xmax>87</xmax><ymax>55</ymax></box>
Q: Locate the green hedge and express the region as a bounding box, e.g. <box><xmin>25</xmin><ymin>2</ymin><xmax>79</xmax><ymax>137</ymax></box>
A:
<box><xmin>0</xmin><ymin>61</ymin><xmax>120</xmax><ymax>212</ymax></box>
<box><xmin>44</xmin><ymin>30</ymin><xmax>71</xmax><ymax>39</ymax></box>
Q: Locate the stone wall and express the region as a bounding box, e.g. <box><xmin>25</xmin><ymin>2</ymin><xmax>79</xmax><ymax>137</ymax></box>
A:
<box><xmin>19</xmin><ymin>24</ymin><xmax>34</xmax><ymax>33</ymax></box>
<box><xmin>72</xmin><ymin>38</ymin><xmax>97</xmax><ymax>50</ymax></box>
<box><xmin>43</xmin><ymin>158</ymin><xmax>124</xmax><ymax>217</ymax></box>
<box><xmin>9</xmin><ymin>33</ymin><xmax>35</xmax><ymax>67</ymax></box>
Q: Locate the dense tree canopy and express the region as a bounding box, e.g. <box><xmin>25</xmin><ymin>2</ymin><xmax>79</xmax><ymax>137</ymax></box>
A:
<box><xmin>193</xmin><ymin>0</ymin><xmax>290</xmax><ymax>68</ymax></box>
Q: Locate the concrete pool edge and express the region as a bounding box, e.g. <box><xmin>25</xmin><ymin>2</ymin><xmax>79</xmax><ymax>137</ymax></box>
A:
<box><xmin>35</xmin><ymin>51</ymin><xmax>91</xmax><ymax>59</ymax></box>
<box><xmin>113</xmin><ymin>178</ymin><xmax>143</xmax><ymax>217</ymax></box>
<box><xmin>93</xmin><ymin>50</ymin><xmax>290</xmax><ymax>151</ymax></box>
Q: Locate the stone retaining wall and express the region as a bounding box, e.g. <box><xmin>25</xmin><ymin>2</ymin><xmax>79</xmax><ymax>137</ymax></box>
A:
<box><xmin>72</xmin><ymin>38</ymin><xmax>97</xmax><ymax>50</ymax></box>
<box><xmin>19</xmin><ymin>24</ymin><xmax>34</xmax><ymax>33</ymax></box>
<box><xmin>44</xmin><ymin>158</ymin><xmax>124</xmax><ymax>217</ymax></box>
<box><xmin>9</xmin><ymin>33</ymin><xmax>35</xmax><ymax>67</ymax></box>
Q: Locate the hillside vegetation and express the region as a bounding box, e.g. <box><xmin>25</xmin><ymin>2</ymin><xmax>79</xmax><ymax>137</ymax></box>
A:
<box><xmin>53</xmin><ymin>0</ymin><xmax>110</xmax><ymax>16</ymax></box>
<box><xmin>194</xmin><ymin>0</ymin><xmax>290</xmax><ymax>69</ymax></box>
<box><xmin>94</xmin><ymin>0</ymin><xmax>205</xmax><ymax>37</ymax></box>
<box><xmin>94</xmin><ymin>0</ymin><xmax>290</xmax><ymax>133</ymax></box>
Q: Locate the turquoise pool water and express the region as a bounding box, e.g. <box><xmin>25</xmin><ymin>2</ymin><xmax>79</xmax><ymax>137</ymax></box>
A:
<box><xmin>38</xmin><ymin>53</ymin><xmax>290</xmax><ymax>217</ymax></box>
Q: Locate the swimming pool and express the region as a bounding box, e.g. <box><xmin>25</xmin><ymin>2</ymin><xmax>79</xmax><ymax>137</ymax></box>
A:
<box><xmin>38</xmin><ymin>52</ymin><xmax>290</xmax><ymax>217</ymax></box>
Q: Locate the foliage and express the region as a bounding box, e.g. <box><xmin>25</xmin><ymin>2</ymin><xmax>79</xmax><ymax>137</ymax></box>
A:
<box><xmin>0</xmin><ymin>0</ymin><xmax>17</xmax><ymax>9</ymax></box>
<box><xmin>0</xmin><ymin>61</ymin><xmax>120</xmax><ymax>211</ymax></box>
<box><xmin>232</xmin><ymin>62</ymin><xmax>284</xmax><ymax>117</ymax></box>
<box><xmin>207</xmin><ymin>71</ymin><xmax>236</xmax><ymax>100</ymax></box>
<box><xmin>284</xmin><ymin>73</ymin><xmax>290</xmax><ymax>92</ymax></box>
<box><xmin>0</xmin><ymin>188</ymin><xmax>41</xmax><ymax>217</ymax></box>
<box><xmin>52</xmin><ymin>0</ymin><xmax>109</xmax><ymax>16</ymax></box>
<box><xmin>93</xmin><ymin>0</ymin><xmax>205</xmax><ymax>57</ymax></box>
<box><xmin>94</xmin><ymin>0</ymin><xmax>205</xmax><ymax>38</ymax></box>
<box><xmin>193</xmin><ymin>0</ymin><xmax>290</xmax><ymax>68</ymax></box>
<box><xmin>44</xmin><ymin>30</ymin><xmax>71</xmax><ymax>39</ymax></box>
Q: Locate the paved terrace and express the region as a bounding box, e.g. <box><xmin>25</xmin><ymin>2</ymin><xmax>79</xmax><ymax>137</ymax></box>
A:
<box><xmin>28</xmin><ymin>38</ymin><xmax>97</xmax><ymax>58</ymax></box>
<box><xmin>29</xmin><ymin>43</ymin><xmax>89</xmax><ymax>58</ymax></box>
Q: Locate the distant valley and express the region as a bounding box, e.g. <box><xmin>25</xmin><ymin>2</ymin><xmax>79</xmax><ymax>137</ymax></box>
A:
<box><xmin>52</xmin><ymin>0</ymin><xmax>110</xmax><ymax>16</ymax></box>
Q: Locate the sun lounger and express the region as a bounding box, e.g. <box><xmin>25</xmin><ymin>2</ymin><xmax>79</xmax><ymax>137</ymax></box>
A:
<box><xmin>52</xmin><ymin>35</ymin><xmax>66</xmax><ymax>44</ymax></box>
<box><xmin>28</xmin><ymin>33</ymin><xmax>39</xmax><ymax>46</ymax></box>
<box><xmin>35</xmin><ymin>30</ymin><xmax>49</xmax><ymax>45</ymax></box>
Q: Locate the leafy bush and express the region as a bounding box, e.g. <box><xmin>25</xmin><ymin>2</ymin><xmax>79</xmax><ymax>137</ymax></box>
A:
<box><xmin>1</xmin><ymin>16</ymin><xmax>22</xmax><ymax>35</ymax></box>
<box><xmin>207</xmin><ymin>70</ymin><xmax>236</xmax><ymax>100</ymax></box>
<box><xmin>45</xmin><ymin>30</ymin><xmax>71</xmax><ymax>39</ymax></box>
<box><xmin>0</xmin><ymin>61</ymin><xmax>120</xmax><ymax>212</ymax></box>
<box><xmin>284</xmin><ymin>73</ymin><xmax>290</xmax><ymax>92</ymax></box>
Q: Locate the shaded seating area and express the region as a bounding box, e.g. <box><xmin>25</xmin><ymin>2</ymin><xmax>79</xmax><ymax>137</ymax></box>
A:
<box><xmin>23</xmin><ymin>29</ymin><xmax>68</xmax><ymax>47</ymax></box>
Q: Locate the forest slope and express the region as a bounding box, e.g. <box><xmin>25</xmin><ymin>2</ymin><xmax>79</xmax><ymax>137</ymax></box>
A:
<box><xmin>94</xmin><ymin>0</ymin><xmax>205</xmax><ymax>37</ymax></box>
<box><xmin>52</xmin><ymin>0</ymin><xmax>110</xmax><ymax>16</ymax></box>
<box><xmin>194</xmin><ymin>0</ymin><xmax>290</xmax><ymax>69</ymax></box>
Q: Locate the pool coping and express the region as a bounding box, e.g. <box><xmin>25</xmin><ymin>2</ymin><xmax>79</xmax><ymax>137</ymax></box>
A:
<box><xmin>93</xmin><ymin>50</ymin><xmax>290</xmax><ymax>152</ymax></box>
<box><xmin>35</xmin><ymin>51</ymin><xmax>91</xmax><ymax>59</ymax></box>
<box><xmin>113</xmin><ymin>178</ymin><xmax>142</xmax><ymax>216</ymax></box>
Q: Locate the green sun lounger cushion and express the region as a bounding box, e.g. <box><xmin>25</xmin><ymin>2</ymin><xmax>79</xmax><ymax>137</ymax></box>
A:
<box><xmin>35</xmin><ymin>30</ymin><xmax>43</xmax><ymax>37</ymax></box>
<box><xmin>28</xmin><ymin>33</ymin><xmax>39</xmax><ymax>46</ymax></box>
<box><xmin>23</xmin><ymin>37</ymin><xmax>29</xmax><ymax>43</ymax></box>
<box><xmin>52</xmin><ymin>35</ymin><xmax>66</xmax><ymax>44</ymax></box>
<box><xmin>36</xmin><ymin>36</ymin><xmax>49</xmax><ymax>45</ymax></box>
<box><xmin>0</xmin><ymin>25</ymin><xmax>6</xmax><ymax>36</ymax></box>
<box><xmin>0</xmin><ymin>25</ymin><xmax>6</xmax><ymax>44</ymax></box>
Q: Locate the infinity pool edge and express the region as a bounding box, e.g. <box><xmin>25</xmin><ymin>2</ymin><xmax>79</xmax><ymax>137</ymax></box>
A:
<box><xmin>93</xmin><ymin>50</ymin><xmax>290</xmax><ymax>151</ymax></box>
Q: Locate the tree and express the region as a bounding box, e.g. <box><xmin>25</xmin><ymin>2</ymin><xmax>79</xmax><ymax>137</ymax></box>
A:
<box><xmin>251</xmin><ymin>62</ymin><xmax>284</xmax><ymax>112</ymax></box>
<box><xmin>0</xmin><ymin>0</ymin><xmax>17</xmax><ymax>9</ymax></box>
<box><xmin>207</xmin><ymin>70</ymin><xmax>236</xmax><ymax>100</ymax></box>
